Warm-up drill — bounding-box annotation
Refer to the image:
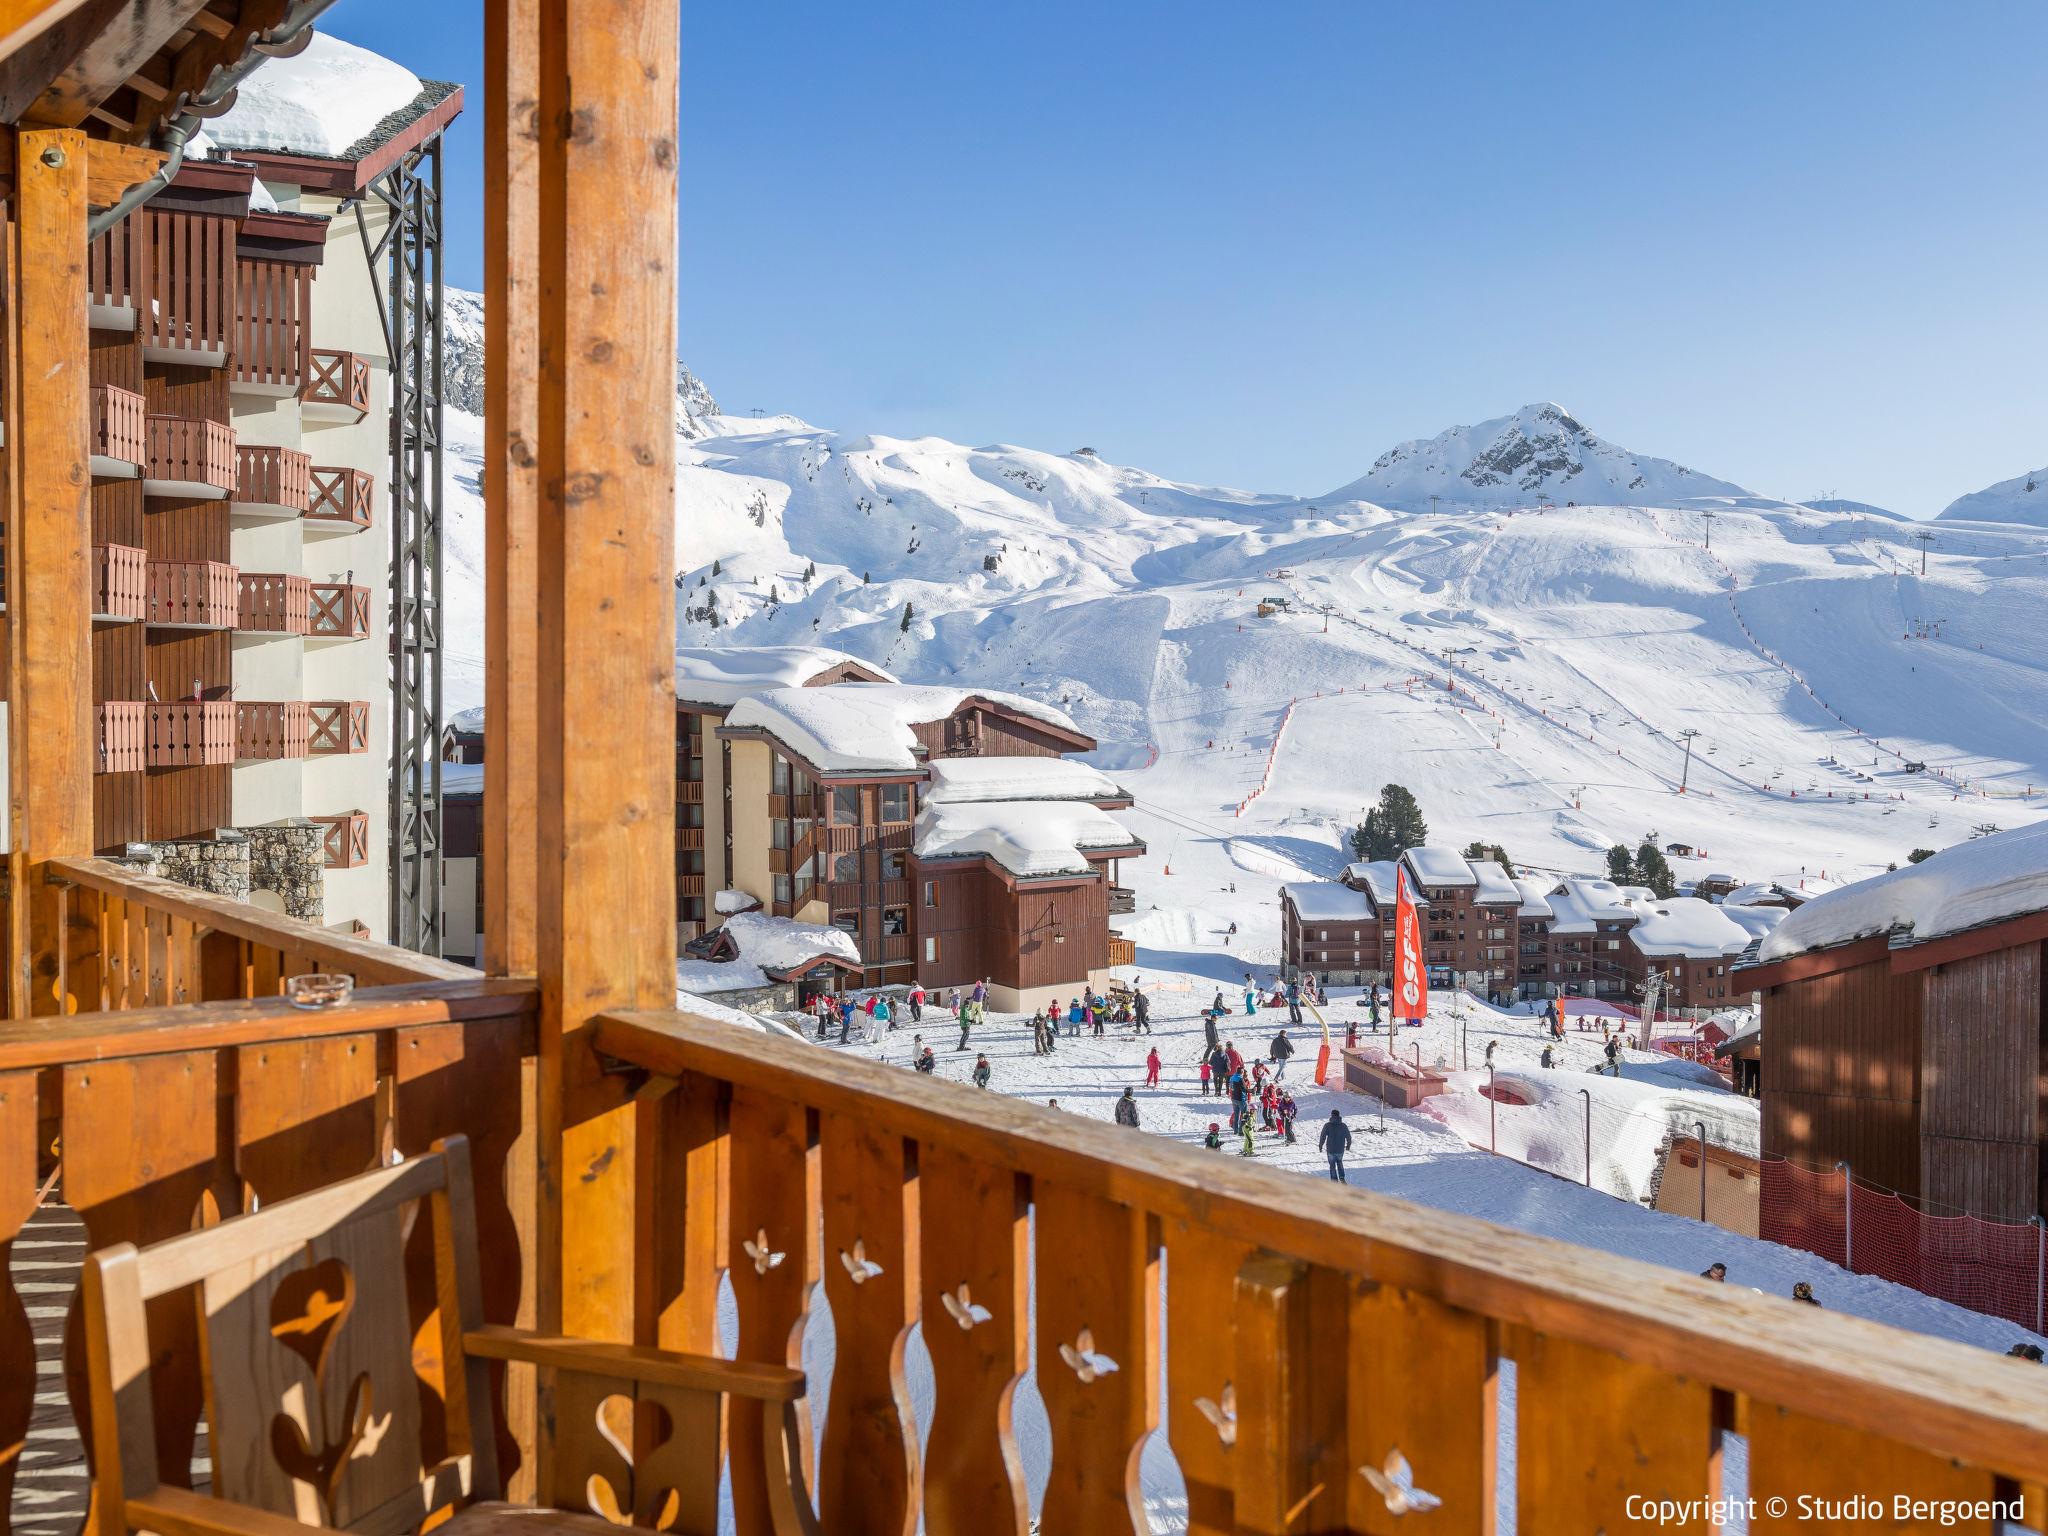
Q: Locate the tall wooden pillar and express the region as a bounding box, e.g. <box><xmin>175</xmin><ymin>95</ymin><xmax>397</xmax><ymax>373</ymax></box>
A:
<box><xmin>4</xmin><ymin>127</ymin><xmax>92</xmax><ymax>1018</ymax></box>
<box><xmin>523</xmin><ymin>0</ymin><xmax>679</xmax><ymax>1381</ymax></box>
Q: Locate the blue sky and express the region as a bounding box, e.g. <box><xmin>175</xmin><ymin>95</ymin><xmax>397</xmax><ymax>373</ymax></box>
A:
<box><xmin>324</xmin><ymin>0</ymin><xmax>2046</xmax><ymax>517</ymax></box>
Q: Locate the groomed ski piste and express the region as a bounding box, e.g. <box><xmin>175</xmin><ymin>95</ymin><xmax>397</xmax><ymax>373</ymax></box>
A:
<box><xmin>683</xmin><ymin>970</ymin><xmax>2043</xmax><ymax>1533</ymax></box>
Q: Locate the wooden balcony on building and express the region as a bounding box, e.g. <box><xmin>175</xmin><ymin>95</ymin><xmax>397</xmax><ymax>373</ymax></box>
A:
<box><xmin>236</xmin><ymin>572</ymin><xmax>312</xmax><ymax>636</ymax></box>
<box><xmin>301</xmin><ymin>347</ymin><xmax>371</xmax><ymax>420</ymax></box>
<box><xmin>90</xmin><ymin>542</ymin><xmax>145</xmax><ymax>622</ymax></box>
<box><xmin>145</xmin><ymin>559</ymin><xmax>238</xmax><ymax>628</ymax></box>
<box><xmin>309</xmin><ymin>809</ymin><xmax>371</xmax><ymax>868</ymax></box>
<box><xmin>678</xmin><ymin>777</ymin><xmax>704</xmax><ymax>803</ymax></box>
<box><xmin>234</xmin><ymin>701</ymin><xmax>311</xmax><ymax>761</ymax></box>
<box><xmin>677</xmin><ymin>827</ymin><xmax>705</xmax><ymax>851</ymax></box>
<box><xmin>305</xmin><ymin>465</ymin><xmax>375</xmax><ymax>530</ymax></box>
<box><xmin>307</xmin><ymin>700</ymin><xmax>371</xmax><ymax>755</ymax></box>
<box><xmin>233</xmin><ymin>256</ymin><xmax>313</xmax><ymax>395</ymax></box>
<box><xmin>307</xmin><ymin>581</ymin><xmax>371</xmax><ymax>640</ymax></box>
<box><xmin>871</xmin><ymin>932</ymin><xmax>912</xmax><ymax>963</ymax></box>
<box><xmin>89</xmin><ymin>383</ymin><xmax>144</xmax><ymax>477</ymax></box>
<box><xmin>145</xmin><ymin>700</ymin><xmax>234</xmax><ymax>766</ymax></box>
<box><xmin>232</xmin><ymin>444</ymin><xmax>312</xmax><ymax>518</ymax></box>
<box><xmin>94</xmin><ymin>701</ymin><xmax>146</xmax><ymax>773</ymax></box>
<box><xmin>1108</xmin><ymin>883</ymin><xmax>1137</xmax><ymax>914</ymax></box>
<box><xmin>143</xmin><ymin>415</ymin><xmax>236</xmax><ymax>498</ymax></box>
<box><xmin>678</xmin><ymin>873</ymin><xmax>706</xmax><ymax>897</ymax></box>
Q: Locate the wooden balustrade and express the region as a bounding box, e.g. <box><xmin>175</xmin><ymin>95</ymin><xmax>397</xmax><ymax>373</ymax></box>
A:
<box><xmin>679</xmin><ymin>778</ymin><xmax>705</xmax><ymax>804</ymax></box>
<box><xmin>95</xmin><ymin>701</ymin><xmax>146</xmax><ymax>773</ymax></box>
<box><xmin>91</xmin><ymin>541</ymin><xmax>145</xmax><ymax>620</ymax></box>
<box><xmin>234</xmin><ymin>700</ymin><xmax>311</xmax><ymax>761</ymax></box>
<box><xmin>90</xmin><ymin>382</ymin><xmax>145</xmax><ymax>470</ymax></box>
<box><xmin>308</xmin><ymin>699</ymin><xmax>371</xmax><ymax>755</ymax></box>
<box><xmin>1107</xmin><ymin>935</ymin><xmax>1137</xmax><ymax>967</ymax></box>
<box><xmin>308</xmin><ymin>580</ymin><xmax>371</xmax><ymax>639</ymax></box>
<box><xmin>578</xmin><ymin>1008</ymin><xmax>2048</xmax><ymax>1533</ymax></box>
<box><xmin>143</xmin><ymin>415</ymin><xmax>237</xmax><ymax>495</ymax></box>
<box><xmin>146</xmin><ymin>700</ymin><xmax>234</xmax><ymax>766</ymax></box>
<box><xmin>235</xmin><ymin>571</ymin><xmax>312</xmax><ymax>635</ymax></box>
<box><xmin>311</xmin><ymin>810</ymin><xmax>371</xmax><ymax>869</ymax></box>
<box><xmin>302</xmin><ymin>347</ymin><xmax>371</xmax><ymax>419</ymax></box>
<box><xmin>233</xmin><ymin>443</ymin><xmax>312</xmax><ymax>513</ymax></box>
<box><xmin>306</xmin><ymin>464</ymin><xmax>375</xmax><ymax>528</ymax></box>
<box><xmin>233</xmin><ymin>255</ymin><xmax>313</xmax><ymax>392</ymax></box>
<box><xmin>871</xmin><ymin>932</ymin><xmax>912</xmax><ymax>963</ymax></box>
<box><xmin>137</xmin><ymin>206</ymin><xmax>234</xmax><ymax>361</ymax></box>
<box><xmin>145</xmin><ymin>558</ymin><xmax>238</xmax><ymax>627</ymax></box>
<box><xmin>1108</xmin><ymin>884</ymin><xmax>1137</xmax><ymax>915</ymax></box>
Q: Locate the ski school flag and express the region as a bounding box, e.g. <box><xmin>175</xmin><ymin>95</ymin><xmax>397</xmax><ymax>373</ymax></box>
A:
<box><xmin>1313</xmin><ymin>1007</ymin><xmax>1332</xmax><ymax>1086</ymax></box>
<box><xmin>1395</xmin><ymin>865</ymin><xmax>1429</xmax><ymax>1024</ymax></box>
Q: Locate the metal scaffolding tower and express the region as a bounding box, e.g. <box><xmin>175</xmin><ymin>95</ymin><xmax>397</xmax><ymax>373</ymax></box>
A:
<box><xmin>359</xmin><ymin>130</ymin><xmax>447</xmax><ymax>954</ymax></box>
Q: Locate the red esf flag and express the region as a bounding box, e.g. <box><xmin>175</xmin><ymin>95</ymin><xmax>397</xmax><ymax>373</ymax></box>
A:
<box><xmin>1394</xmin><ymin>865</ymin><xmax>1429</xmax><ymax>1023</ymax></box>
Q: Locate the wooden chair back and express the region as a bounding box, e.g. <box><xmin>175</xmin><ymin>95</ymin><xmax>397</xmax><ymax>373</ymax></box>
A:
<box><xmin>82</xmin><ymin>1139</ymin><xmax>501</xmax><ymax>1533</ymax></box>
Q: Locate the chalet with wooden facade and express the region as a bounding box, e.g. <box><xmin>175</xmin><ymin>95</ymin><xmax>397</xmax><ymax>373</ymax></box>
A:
<box><xmin>1741</xmin><ymin>823</ymin><xmax>2048</xmax><ymax>1226</ymax></box>
<box><xmin>0</xmin><ymin>8</ymin><xmax>2040</xmax><ymax>1536</ymax></box>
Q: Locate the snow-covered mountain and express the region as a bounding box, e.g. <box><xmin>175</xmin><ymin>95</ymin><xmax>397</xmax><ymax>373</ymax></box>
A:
<box><xmin>1939</xmin><ymin>464</ymin><xmax>2048</xmax><ymax>527</ymax></box>
<box><xmin>1325</xmin><ymin>401</ymin><xmax>1751</xmax><ymax>509</ymax></box>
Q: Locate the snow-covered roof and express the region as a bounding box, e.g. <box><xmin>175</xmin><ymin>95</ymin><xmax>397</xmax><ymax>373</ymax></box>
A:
<box><xmin>1721</xmin><ymin>904</ymin><xmax>1788</xmax><ymax>942</ymax></box>
<box><xmin>1344</xmin><ymin>861</ymin><xmax>1401</xmax><ymax>907</ymax></box>
<box><xmin>1283</xmin><ymin>882</ymin><xmax>1376</xmax><ymax>923</ymax></box>
<box><xmin>207</xmin><ymin>34</ymin><xmax>436</xmax><ymax>160</ymax></box>
<box><xmin>1758</xmin><ymin>823</ymin><xmax>2048</xmax><ymax>962</ymax></box>
<box><xmin>724</xmin><ymin>684</ymin><xmax>1083</xmax><ymax>774</ymax></box>
<box><xmin>1511</xmin><ymin>878</ymin><xmax>1555</xmax><ymax>918</ymax></box>
<box><xmin>714</xmin><ymin>888</ymin><xmax>760</xmax><ymax>916</ymax></box>
<box><xmin>1628</xmin><ymin>898</ymin><xmax>1763</xmax><ymax>961</ymax></box>
<box><xmin>674</xmin><ymin>909</ymin><xmax>860</xmax><ymax>994</ymax></box>
<box><xmin>1548</xmin><ymin>878</ymin><xmax>1650</xmax><ymax>934</ymax></box>
<box><xmin>673</xmin><ymin>645</ymin><xmax>890</xmax><ymax>710</ymax></box>
<box><xmin>449</xmin><ymin>706</ymin><xmax>485</xmax><ymax>734</ymax></box>
<box><xmin>1403</xmin><ymin>846</ymin><xmax>1477</xmax><ymax>887</ymax></box>
<box><xmin>1470</xmin><ymin>861</ymin><xmax>1519</xmax><ymax>905</ymax></box>
<box><xmin>924</xmin><ymin>756</ymin><xmax>1126</xmax><ymax>805</ymax></box>
<box><xmin>913</xmin><ymin>800</ymin><xmax>1138</xmax><ymax>878</ymax></box>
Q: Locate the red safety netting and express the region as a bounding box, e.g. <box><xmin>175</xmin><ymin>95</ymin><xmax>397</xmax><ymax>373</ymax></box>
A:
<box><xmin>1761</xmin><ymin>1157</ymin><xmax>2046</xmax><ymax>1332</ymax></box>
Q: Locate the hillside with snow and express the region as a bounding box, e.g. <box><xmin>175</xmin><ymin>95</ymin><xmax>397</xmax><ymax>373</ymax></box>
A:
<box><xmin>438</xmin><ymin>302</ymin><xmax>2048</xmax><ymax>945</ymax></box>
<box><xmin>1940</xmin><ymin>463</ymin><xmax>2048</xmax><ymax>527</ymax></box>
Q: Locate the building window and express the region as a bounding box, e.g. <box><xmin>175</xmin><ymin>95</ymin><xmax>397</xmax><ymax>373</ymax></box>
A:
<box><xmin>833</xmin><ymin>851</ymin><xmax>860</xmax><ymax>884</ymax></box>
<box><xmin>882</xmin><ymin>906</ymin><xmax>908</xmax><ymax>936</ymax></box>
<box><xmin>833</xmin><ymin>786</ymin><xmax>862</xmax><ymax>825</ymax></box>
<box><xmin>880</xmin><ymin>783</ymin><xmax>910</xmax><ymax>822</ymax></box>
<box><xmin>1318</xmin><ymin>928</ymin><xmax>1328</xmax><ymax>941</ymax></box>
<box><xmin>924</xmin><ymin>936</ymin><xmax>939</xmax><ymax>964</ymax></box>
<box><xmin>680</xmin><ymin>850</ymin><xmax>704</xmax><ymax>874</ymax></box>
<box><xmin>772</xmin><ymin>758</ymin><xmax>790</xmax><ymax>795</ymax></box>
<box><xmin>883</xmin><ymin>851</ymin><xmax>907</xmax><ymax>880</ymax></box>
<box><xmin>924</xmin><ymin>880</ymin><xmax>940</xmax><ymax>908</ymax></box>
<box><xmin>772</xmin><ymin>820</ymin><xmax>790</xmax><ymax>850</ymax></box>
<box><xmin>773</xmin><ymin>874</ymin><xmax>792</xmax><ymax>904</ymax></box>
<box><xmin>832</xmin><ymin>911</ymin><xmax>859</xmax><ymax>934</ymax></box>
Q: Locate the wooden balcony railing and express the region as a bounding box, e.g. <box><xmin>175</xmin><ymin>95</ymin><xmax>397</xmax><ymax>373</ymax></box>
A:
<box><xmin>90</xmin><ymin>383</ymin><xmax>145</xmax><ymax>470</ymax></box>
<box><xmin>235</xmin><ymin>571</ymin><xmax>312</xmax><ymax>635</ymax></box>
<box><xmin>677</xmin><ymin>827</ymin><xmax>705</xmax><ymax>851</ymax></box>
<box><xmin>302</xmin><ymin>347</ymin><xmax>370</xmax><ymax>418</ymax></box>
<box><xmin>233</xmin><ymin>255</ymin><xmax>313</xmax><ymax>392</ymax></box>
<box><xmin>1108</xmin><ymin>884</ymin><xmax>1137</xmax><ymax>915</ymax></box>
<box><xmin>678</xmin><ymin>874</ymin><xmax>706</xmax><ymax>898</ymax></box>
<box><xmin>145</xmin><ymin>700</ymin><xmax>234</xmax><ymax>766</ymax></box>
<box><xmin>145</xmin><ymin>559</ymin><xmax>238</xmax><ymax>628</ymax></box>
<box><xmin>1107</xmin><ymin>935</ymin><xmax>1137</xmax><ymax>968</ymax></box>
<box><xmin>574</xmin><ymin>1008</ymin><xmax>2048</xmax><ymax>1534</ymax></box>
<box><xmin>311</xmin><ymin>809</ymin><xmax>371</xmax><ymax>868</ymax></box>
<box><xmin>88</xmin><ymin>208</ymin><xmax>235</xmax><ymax>363</ymax></box>
<box><xmin>234</xmin><ymin>700</ymin><xmax>311</xmax><ymax>761</ymax></box>
<box><xmin>95</xmin><ymin>701</ymin><xmax>146</xmax><ymax>773</ymax></box>
<box><xmin>308</xmin><ymin>580</ymin><xmax>371</xmax><ymax>639</ymax></box>
<box><xmin>306</xmin><ymin>464</ymin><xmax>375</xmax><ymax>529</ymax></box>
<box><xmin>143</xmin><ymin>414</ymin><xmax>236</xmax><ymax>495</ymax></box>
<box><xmin>679</xmin><ymin>777</ymin><xmax>705</xmax><ymax>803</ymax></box>
<box><xmin>91</xmin><ymin>541</ymin><xmax>145</xmax><ymax>620</ymax></box>
<box><xmin>233</xmin><ymin>443</ymin><xmax>312</xmax><ymax>513</ymax></box>
<box><xmin>871</xmin><ymin>932</ymin><xmax>912</xmax><ymax>963</ymax></box>
<box><xmin>307</xmin><ymin>699</ymin><xmax>371</xmax><ymax>755</ymax></box>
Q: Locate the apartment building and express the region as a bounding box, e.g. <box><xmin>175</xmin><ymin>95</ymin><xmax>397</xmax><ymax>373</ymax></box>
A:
<box><xmin>1628</xmin><ymin>897</ymin><xmax>1783</xmax><ymax>1008</ymax></box>
<box><xmin>39</xmin><ymin>68</ymin><xmax>445</xmax><ymax>935</ymax></box>
<box><xmin>1281</xmin><ymin>847</ymin><xmax>1519</xmax><ymax>998</ymax></box>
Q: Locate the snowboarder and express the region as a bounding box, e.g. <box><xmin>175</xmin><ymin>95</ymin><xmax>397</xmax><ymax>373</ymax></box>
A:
<box><xmin>1114</xmin><ymin>1087</ymin><xmax>1140</xmax><ymax>1129</ymax></box>
<box><xmin>1144</xmin><ymin>1046</ymin><xmax>1162</xmax><ymax>1087</ymax></box>
<box><xmin>972</xmin><ymin>1054</ymin><xmax>991</xmax><ymax>1090</ymax></box>
<box><xmin>1286</xmin><ymin>977</ymin><xmax>1303</xmax><ymax>1025</ymax></box>
<box><xmin>1211</xmin><ymin>990</ymin><xmax>1227</xmax><ymax>1017</ymax></box>
<box><xmin>1269</xmin><ymin>1028</ymin><xmax>1295</xmax><ymax>1080</ymax></box>
<box><xmin>1134</xmin><ymin>988</ymin><xmax>1151</xmax><ymax>1034</ymax></box>
<box><xmin>1204</xmin><ymin>1123</ymin><xmax>1223</xmax><ymax>1151</ymax></box>
<box><xmin>1318</xmin><ymin>1110</ymin><xmax>1352</xmax><ymax>1182</ymax></box>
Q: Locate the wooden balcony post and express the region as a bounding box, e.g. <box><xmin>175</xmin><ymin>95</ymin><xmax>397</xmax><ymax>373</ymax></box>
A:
<box><xmin>4</xmin><ymin>127</ymin><xmax>92</xmax><ymax>1019</ymax></box>
<box><xmin>519</xmin><ymin>0</ymin><xmax>680</xmax><ymax>1503</ymax></box>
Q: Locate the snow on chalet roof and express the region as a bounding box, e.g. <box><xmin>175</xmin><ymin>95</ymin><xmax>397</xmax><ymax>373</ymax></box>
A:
<box><xmin>913</xmin><ymin>800</ymin><xmax>1137</xmax><ymax>879</ymax></box>
<box><xmin>1512</xmin><ymin>877</ymin><xmax>1555</xmax><ymax>918</ymax></box>
<box><xmin>1403</xmin><ymin>846</ymin><xmax>1477</xmax><ymax>887</ymax></box>
<box><xmin>1283</xmin><ymin>883</ymin><xmax>1375</xmax><ymax>922</ymax></box>
<box><xmin>673</xmin><ymin>645</ymin><xmax>892</xmax><ymax>711</ymax></box>
<box><xmin>724</xmin><ymin>684</ymin><xmax>1083</xmax><ymax>774</ymax></box>
<box><xmin>1548</xmin><ymin>878</ymin><xmax>1651</xmax><ymax>934</ymax></box>
<box><xmin>1629</xmin><ymin>898</ymin><xmax>1770</xmax><ymax>961</ymax></box>
<box><xmin>1758</xmin><ymin>823</ymin><xmax>2048</xmax><ymax>962</ymax></box>
<box><xmin>1344</xmin><ymin>861</ymin><xmax>1401</xmax><ymax>907</ymax></box>
<box><xmin>449</xmin><ymin>706</ymin><xmax>485</xmax><ymax>734</ymax></box>
<box><xmin>924</xmin><ymin>757</ymin><xmax>1125</xmax><ymax>805</ymax></box>
<box><xmin>674</xmin><ymin>909</ymin><xmax>859</xmax><ymax>995</ymax></box>
<box><xmin>1469</xmin><ymin>860</ymin><xmax>1519</xmax><ymax>905</ymax></box>
<box><xmin>208</xmin><ymin>34</ymin><xmax>450</xmax><ymax>161</ymax></box>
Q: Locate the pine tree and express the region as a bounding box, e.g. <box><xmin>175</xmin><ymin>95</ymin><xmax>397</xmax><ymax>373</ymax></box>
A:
<box><xmin>1462</xmin><ymin>840</ymin><xmax>1513</xmax><ymax>873</ymax></box>
<box><xmin>1605</xmin><ymin>844</ymin><xmax>1636</xmax><ymax>883</ymax></box>
<box><xmin>803</xmin><ymin>561</ymin><xmax>816</xmax><ymax>583</ymax></box>
<box><xmin>1907</xmin><ymin>847</ymin><xmax>1936</xmax><ymax>864</ymax></box>
<box><xmin>900</xmin><ymin>601</ymin><xmax>915</xmax><ymax>633</ymax></box>
<box><xmin>711</xmin><ymin>559</ymin><xmax>721</xmax><ymax>576</ymax></box>
<box><xmin>863</xmin><ymin>572</ymin><xmax>871</xmax><ymax>584</ymax></box>
<box><xmin>1350</xmin><ymin>785</ymin><xmax>1427</xmax><ymax>862</ymax></box>
<box><xmin>1634</xmin><ymin>841</ymin><xmax>1677</xmax><ymax>899</ymax></box>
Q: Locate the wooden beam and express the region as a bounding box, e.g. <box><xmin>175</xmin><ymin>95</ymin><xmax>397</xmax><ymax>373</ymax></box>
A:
<box><xmin>0</xmin><ymin>0</ymin><xmax>210</xmax><ymax>126</ymax></box>
<box><xmin>4</xmin><ymin>126</ymin><xmax>92</xmax><ymax>1018</ymax></box>
<box><xmin>0</xmin><ymin>0</ymin><xmax>93</xmax><ymax>67</ymax></box>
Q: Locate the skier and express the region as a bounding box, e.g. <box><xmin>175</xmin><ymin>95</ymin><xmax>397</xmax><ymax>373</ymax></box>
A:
<box><xmin>1145</xmin><ymin>1046</ymin><xmax>1162</xmax><ymax>1087</ymax></box>
<box><xmin>1134</xmin><ymin>988</ymin><xmax>1152</xmax><ymax>1034</ymax></box>
<box><xmin>972</xmin><ymin>977</ymin><xmax>988</xmax><ymax>1007</ymax></box>
<box><xmin>972</xmin><ymin>1054</ymin><xmax>992</xmax><ymax>1090</ymax></box>
<box><xmin>1067</xmin><ymin>997</ymin><xmax>1085</xmax><ymax>1037</ymax></box>
<box><xmin>1203</xmin><ymin>1123</ymin><xmax>1224</xmax><ymax>1151</ymax></box>
<box><xmin>915</xmin><ymin>1047</ymin><xmax>937</xmax><ymax>1074</ymax></box>
<box><xmin>1238</xmin><ymin>1117</ymin><xmax>1257</xmax><ymax>1157</ymax></box>
<box><xmin>1318</xmin><ymin>1110</ymin><xmax>1352</xmax><ymax>1183</ymax></box>
<box><xmin>1277</xmin><ymin>1088</ymin><xmax>1298</xmax><ymax>1144</ymax></box>
<box><xmin>908</xmin><ymin>983</ymin><xmax>925</xmax><ymax>1023</ymax></box>
<box><xmin>947</xmin><ymin>987</ymin><xmax>962</xmax><ymax>1016</ymax></box>
<box><xmin>957</xmin><ymin>1005</ymin><xmax>974</xmax><ymax>1053</ymax></box>
<box><xmin>1259</xmin><ymin>1079</ymin><xmax>1277</xmax><ymax>1131</ymax></box>
<box><xmin>1114</xmin><ymin>1087</ymin><xmax>1141</xmax><ymax>1128</ymax></box>
<box><xmin>1207</xmin><ymin>1043</ymin><xmax>1230</xmax><ymax>1096</ymax></box>
<box><xmin>1269</xmin><ymin>1028</ymin><xmax>1295</xmax><ymax>1081</ymax></box>
<box><xmin>1197</xmin><ymin>1053</ymin><xmax>1212</xmax><ymax>1096</ymax></box>
<box><xmin>1602</xmin><ymin>1036</ymin><xmax>1621</xmax><ymax>1075</ymax></box>
<box><xmin>1285</xmin><ymin>976</ymin><xmax>1303</xmax><ymax>1025</ymax></box>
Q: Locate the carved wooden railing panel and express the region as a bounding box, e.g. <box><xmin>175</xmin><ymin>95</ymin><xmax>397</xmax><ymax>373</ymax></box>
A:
<box><xmin>235</xmin><ymin>571</ymin><xmax>312</xmax><ymax>635</ymax></box>
<box><xmin>307</xmin><ymin>580</ymin><xmax>371</xmax><ymax>639</ymax></box>
<box><xmin>145</xmin><ymin>558</ymin><xmax>238</xmax><ymax>627</ymax></box>
<box><xmin>308</xmin><ymin>700</ymin><xmax>371</xmax><ymax>755</ymax></box>
<box><xmin>590</xmin><ymin>1008</ymin><xmax>2048</xmax><ymax>1534</ymax></box>
<box><xmin>233</xmin><ymin>700</ymin><xmax>311</xmax><ymax>761</ymax></box>
<box><xmin>306</xmin><ymin>465</ymin><xmax>374</xmax><ymax>528</ymax></box>
<box><xmin>311</xmin><ymin>810</ymin><xmax>371</xmax><ymax>869</ymax></box>
<box><xmin>91</xmin><ymin>541</ymin><xmax>145</xmax><ymax>619</ymax></box>
<box><xmin>90</xmin><ymin>383</ymin><xmax>145</xmax><ymax>467</ymax></box>
<box><xmin>143</xmin><ymin>416</ymin><xmax>236</xmax><ymax>492</ymax></box>
<box><xmin>233</xmin><ymin>444</ymin><xmax>312</xmax><ymax>511</ymax></box>
<box><xmin>94</xmin><ymin>701</ymin><xmax>146</xmax><ymax>774</ymax></box>
<box><xmin>302</xmin><ymin>348</ymin><xmax>370</xmax><ymax>417</ymax></box>
<box><xmin>145</xmin><ymin>700</ymin><xmax>234</xmax><ymax>766</ymax></box>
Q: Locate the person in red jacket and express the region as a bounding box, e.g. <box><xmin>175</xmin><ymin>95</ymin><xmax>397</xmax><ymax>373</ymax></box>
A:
<box><xmin>1144</xmin><ymin>1046</ymin><xmax>1162</xmax><ymax>1087</ymax></box>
